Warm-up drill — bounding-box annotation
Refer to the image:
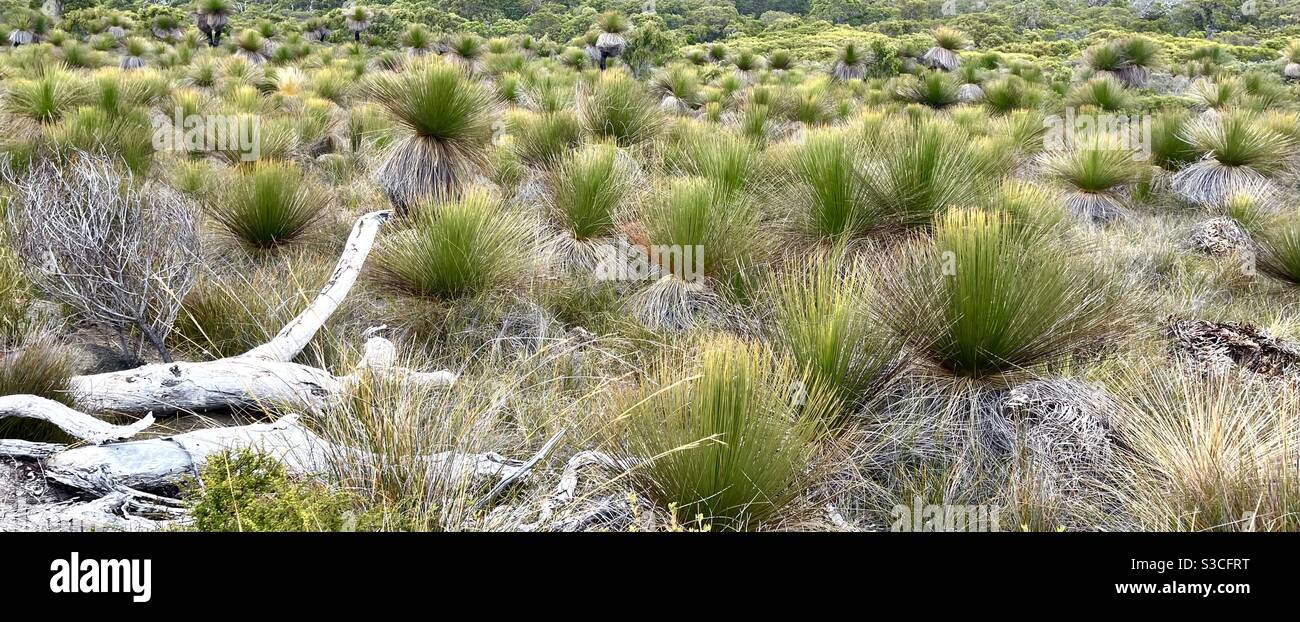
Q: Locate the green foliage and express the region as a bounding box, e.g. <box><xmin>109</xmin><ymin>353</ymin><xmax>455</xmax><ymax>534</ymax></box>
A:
<box><xmin>788</xmin><ymin>127</ymin><xmax>870</xmax><ymax>239</ymax></box>
<box><xmin>371</xmin><ymin>188</ymin><xmax>533</xmax><ymax>301</ymax></box>
<box><xmin>2</xmin><ymin>69</ymin><xmax>90</xmax><ymax>125</ymax></box>
<box><xmin>1183</xmin><ymin>111</ymin><xmax>1294</xmax><ymax>173</ymax></box>
<box><xmin>1065</xmin><ymin>76</ymin><xmax>1134</xmax><ymax>111</ymax></box>
<box><xmin>639</xmin><ymin>176</ymin><xmax>761</xmax><ymax>281</ymax></box>
<box><xmin>363</xmin><ymin>57</ymin><xmax>498</xmax><ymax>211</ymax></box>
<box><xmin>860</xmin><ymin>118</ymin><xmax>993</xmax><ymax>228</ymax></box>
<box><xmin>661</xmin><ymin>121</ymin><xmax>761</xmax><ymax>198</ymax></box>
<box><xmin>878</xmin><ymin>207</ymin><xmax>1126</xmax><ymax>378</ymax></box>
<box><xmin>617</xmin><ymin>338</ymin><xmax>831</xmax><ymax>530</ymax></box>
<box><xmin>578</xmin><ymin>68</ymin><xmax>662</xmax><ymax>146</ymax></box>
<box><xmin>507</xmin><ymin>110</ymin><xmax>582</xmax><ymax>169</ymax></box>
<box><xmin>209</xmin><ymin>162</ymin><xmax>327</xmax><ymax>250</ymax></box>
<box><xmin>771</xmin><ymin>249</ymin><xmax>902</xmax><ymax>425</ymax></box>
<box><xmin>545</xmin><ymin>143</ymin><xmax>630</xmax><ymax>241</ymax></box>
<box><xmin>188</xmin><ymin>449</ymin><xmax>368</xmax><ymax>532</ymax></box>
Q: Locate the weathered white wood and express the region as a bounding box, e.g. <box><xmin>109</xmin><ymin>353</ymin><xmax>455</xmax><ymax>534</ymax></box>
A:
<box><xmin>0</xmin><ymin>439</ymin><xmax>66</xmax><ymax>459</ymax></box>
<box><xmin>69</xmin><ymin>358</ymin><xmax>345</xmax><ymax>416</ymax></box>
<box><xmin>242</xmin><ymin>210</ymin><xmax>391</xmax><ymax>363</ymax></box>
<box><xmin>0</xmin><ymin>394</ymin><xmax>154</xmax><ymax>443</ymax></box>
<box><xmin>54</xmin><ymin>210</ymin><xmax>454</xmax><ymax>418</ymax></box>
<box><xmin>39</xmin><ymin>414</ymin><xmax>533</xmax><ymax>495</ymax></box>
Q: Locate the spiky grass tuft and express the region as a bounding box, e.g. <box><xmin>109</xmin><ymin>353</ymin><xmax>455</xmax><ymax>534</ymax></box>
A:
<box><xmin>1039</xmin><ymin>135</ymin><xmax>1143</xmax><ymax>223</ymax></box>
<box><xmin>544</xmin><ymin>143</ymin><xmax>633</xmax><ymax>244</ymax></box>
<box><xmin>615</xmin><ymin>337</ymin><xmax>832</xmax><ymax>530</ymax></box>
<box><xmin>507</xmin><ymin>110</ymin><xmax>583</xmax><ymax>169</ymax></box>
<box><xmin>363</xmin><ymin>58</ymin><xmax>499</xmax><ymax>214</ymax></box>
<box><xmin>1065</xmin><ymin>76</ymin><xmax>1133</xmax><ymax>111</ymax></box>
<box><xmin>771</xmin><ymin>249</ymin><xmax>903</xmax><ymax>426</ymax></box>
<box><xmin>877</xmin><ymin>207</ymin><xmax>1127</xmax><ymax>378</ymax></box>
<box><xmin>208</xmin><ymin>161</ymin><xmax>328</xmax><ymax>249</ymax></box>
<box><xmin>860</xmin><ymin>118</ymin><xmax>994</xmax><ymax>228</ymax></box>
<box><xmin>577</xmin><ymin>69</ymin><xmax>662</xmax><ymax>147</ymax></box>
<box><xmin>1171</xmin><ymin>112</ymin><xmax>1295</xmax><ymax>208</ymax></box>
<box><xmin>370</xmin><ymin>188</ymin><xmax>534</xmax><ymax>301</ymax></box>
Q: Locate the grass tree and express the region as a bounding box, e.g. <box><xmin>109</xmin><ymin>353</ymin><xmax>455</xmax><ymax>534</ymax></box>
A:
<box><xmin>2</xmin><ymin>69</ymin><xmax>90</xmax><ymax>125</ymax></box>
<box><xmin>448</xmin><ymin>33</ymin><xmax>486</xmax><ymax>72</ymax></box>
<box><xmin>370</xmin><ymin>188</ymin><xmax>534</xmax><ymax>302</ymax></box>
<box><xmin>543</xmin><ymin>143</ymin><xmax>634</xmax><ymax>272</ymax></box>
<box><xmin>593</xmin><ymin>11</ymin><xmax>630</xmax><ymax>71</ymax></box>
<box><xmin>303</xmin><ymin>17</ymin><xmax>331</xmax><ymax>43</ymax></box>
<box><xmin>1282</xmin><ymin>41</ymin><xmax>1300</xmax><ymax>80</ymax></box>
<box><xmin>208</xmin><ymin>161</ymin><xmax>328</xmax><ymax>250</ymax></box>
<box><xmin>577</xmin><ymin>68</ymin><xmax>662</xmax><ymax>147</ymax></box>
<box><xmin>1065</xmin><ymin>75</ymin><xmax>1134</xmax><ymax>111</ymax></box>
<box><xmin>733</xmin><ymin>48</ymin><xmax>764</xmax><ymax>83</ymax></box>
<box><xmin>362</xmin><ymin>58</ymin><xmax>499</xmax><ymax>215</ymax></box>
<box><xmin>1081</xmin><ymin>36</ymin><xmax>1161</xmax><ymax>88</ymax></box>
<box><xmin>650</xmin><ymin>64</ymin><xmax>702</xmax><ymax>114</ymax></box>
<box><xmin>877</xmin><ymin>207</ymin><xmax>1126</xmax><ymax>379</ymax></box>
<box><xmin>7</xmin><ymin>8</ymin><xmax>51</xmax><ymax>47</ymax></box>
<box><xmin>345</xmin><ymin>6</ymin><xmax>372</xmax><ymax>43</ymax></box>
<box><xmin>625</xmin><ymin>176</ymin><xmax>762</xmax><ymax>330</ymax></box>
<box><xmin>119</xmin><ymin>38</ymin><xmax>149</xmax><ymax>70</ymax></box>
<box><xmin>662</xmin><ymin>121</ymin><xmax>760</xmax><ymax>199</ymax></box>
<box><xmin>151</xmin><ymin>14</ymin><xmax>185</xmax><ymax>42</ymax></box>
<box><xmin>1149</xmin><ymin>108</ymin><xmax>1200</xmax><ymax>170</ymax></box>
<box><xmin>896</xmin><ymin>71</ymin><xmax>962</xmax><ymax>109</ymax></box>
<box><xmin>860</xmin><ymin>118</ymin><xmax>993</xmax><ymax>228</ymax></box>
<box><xmin>1230</xmin><ymin>201</ymin><xmax>1300</xmax><ymax>286</ymax></box>
<box><xmin>787</xmin><ymin>128</ymin><xmax>872</xmax><ymax>240</ymax></box>
<box><xmin>233</xmin><ymin>29</ymin><xmax>269</xmax><ymax>65</ymax></box>
<box><xmin>920</xmin><ymin>27</ymin><xmax>969</xmax><ymax>72</ymax></box>
<box><xmin>616</xmin><ymin>337</ymin><xmax>833</xmax><ymax>530</ymax></box>
<box><xmin>981</xmin><ymin>75</ymin><xmax>1042</xmax><ymax>114</ymax></box>
<box><xmin>1171</xmin><ymin>112</ymin><xmax>1295</xmax><ymax>208</ymax></box>
<box><xmin>195</xmin><ymin>0</ymin><xmax>233</xmax><ymax>48</ymax></box>
<box><xmin>831</xmin><ymin>42</ymin><xmax>868</xmax><ymax>81</ymax></box>
<box><xmin>507</xmin><ymin>110</ymin><xmax>582</xmax><ymax>169</ymax></box>
<box><xmin>1185</xmin><ymin>77</ymin><xmax>1239</xmax><ymax>111</ymax></box>
<box><xmin>771</xmin><ymin>249</ymin><xmax>904</xmax><ymax>427</ymax></box>
<box><xmin>769</xmin><ymin>49</ymin><xmax>793</xmax><ymax>71</ymax></box>
<box><xmin>1040</xmin><ymin>134</ymin><xmax>1144</xmax><ymax>223</ymax></box>
<box><xmin>401</xmin><ymin>24</ymin><xmax>434</xmax><ymax>57</ymax></box>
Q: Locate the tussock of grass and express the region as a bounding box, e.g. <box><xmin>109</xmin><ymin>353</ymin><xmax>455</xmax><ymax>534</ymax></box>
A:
<box><xmin>771</xmin><ymin>249</ymin><xmax>904</xmax><ymax>426</ymax></box>
<box><xmin>370</xmin><ymin>188</ymin><xmax>535</xmax><ymax>301</ymax></box>
<box><xmin>578</xmin><ymin>69</ymin><xmax>662</xmax><ymax>147</ymax></box>
<box><xmin>1108</xmin><ymin>366</ymin><xmax>1300</xmax><ymax>531</ymax></box>
<box><xmin>0</xmin><ymin>338</ymin><xmax>76</xmax><ymax>442</ymax></box>
<box><xmin>878</xmin><ymin>208</ymin><xmax>1128</xmax><ymax>378</ymax></box>
<box><xmin>208</xmin><ymin>161</ymin><xmax>327</xmax><ymax>249</ymax></box>
<box><xmin>615</xmin><ymin>338</ymin><xmax>833</xmax><ymax>530</ymax></box>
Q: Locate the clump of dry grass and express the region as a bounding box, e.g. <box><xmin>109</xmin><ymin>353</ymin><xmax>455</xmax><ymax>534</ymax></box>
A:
<box><xmin>1106</xmin><ymin>365</ymin><xmax>1300</xmax><ymax>531</ymax></box>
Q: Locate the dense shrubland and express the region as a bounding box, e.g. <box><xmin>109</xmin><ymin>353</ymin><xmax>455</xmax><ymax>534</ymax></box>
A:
<box><xmin>3</xmin><ymin>0</ymin><xmax>1300</xmax><ymax>532</ymax></box>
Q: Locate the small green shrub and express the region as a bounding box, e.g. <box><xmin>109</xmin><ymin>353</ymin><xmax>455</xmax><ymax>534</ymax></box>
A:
<box><xmin>187</xmin><ymin>449</ymin><xmax>369</xmax><ymax>532</ymax></box>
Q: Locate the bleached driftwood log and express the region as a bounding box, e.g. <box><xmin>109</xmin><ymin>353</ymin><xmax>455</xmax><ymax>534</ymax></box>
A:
<box><xmin>62</xmin><ymin>210</ymin><xmax>453</xmax><ymax>417</ymax></box>
<box><xmin>0</xmin><ymin>210</ymin><xmax>458</xmax><ymax>502</ymax></box>
<box><xmin>0</xmin><ymin>394</ymin><xmax>550</xmax><ymax>504</ymax></box>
